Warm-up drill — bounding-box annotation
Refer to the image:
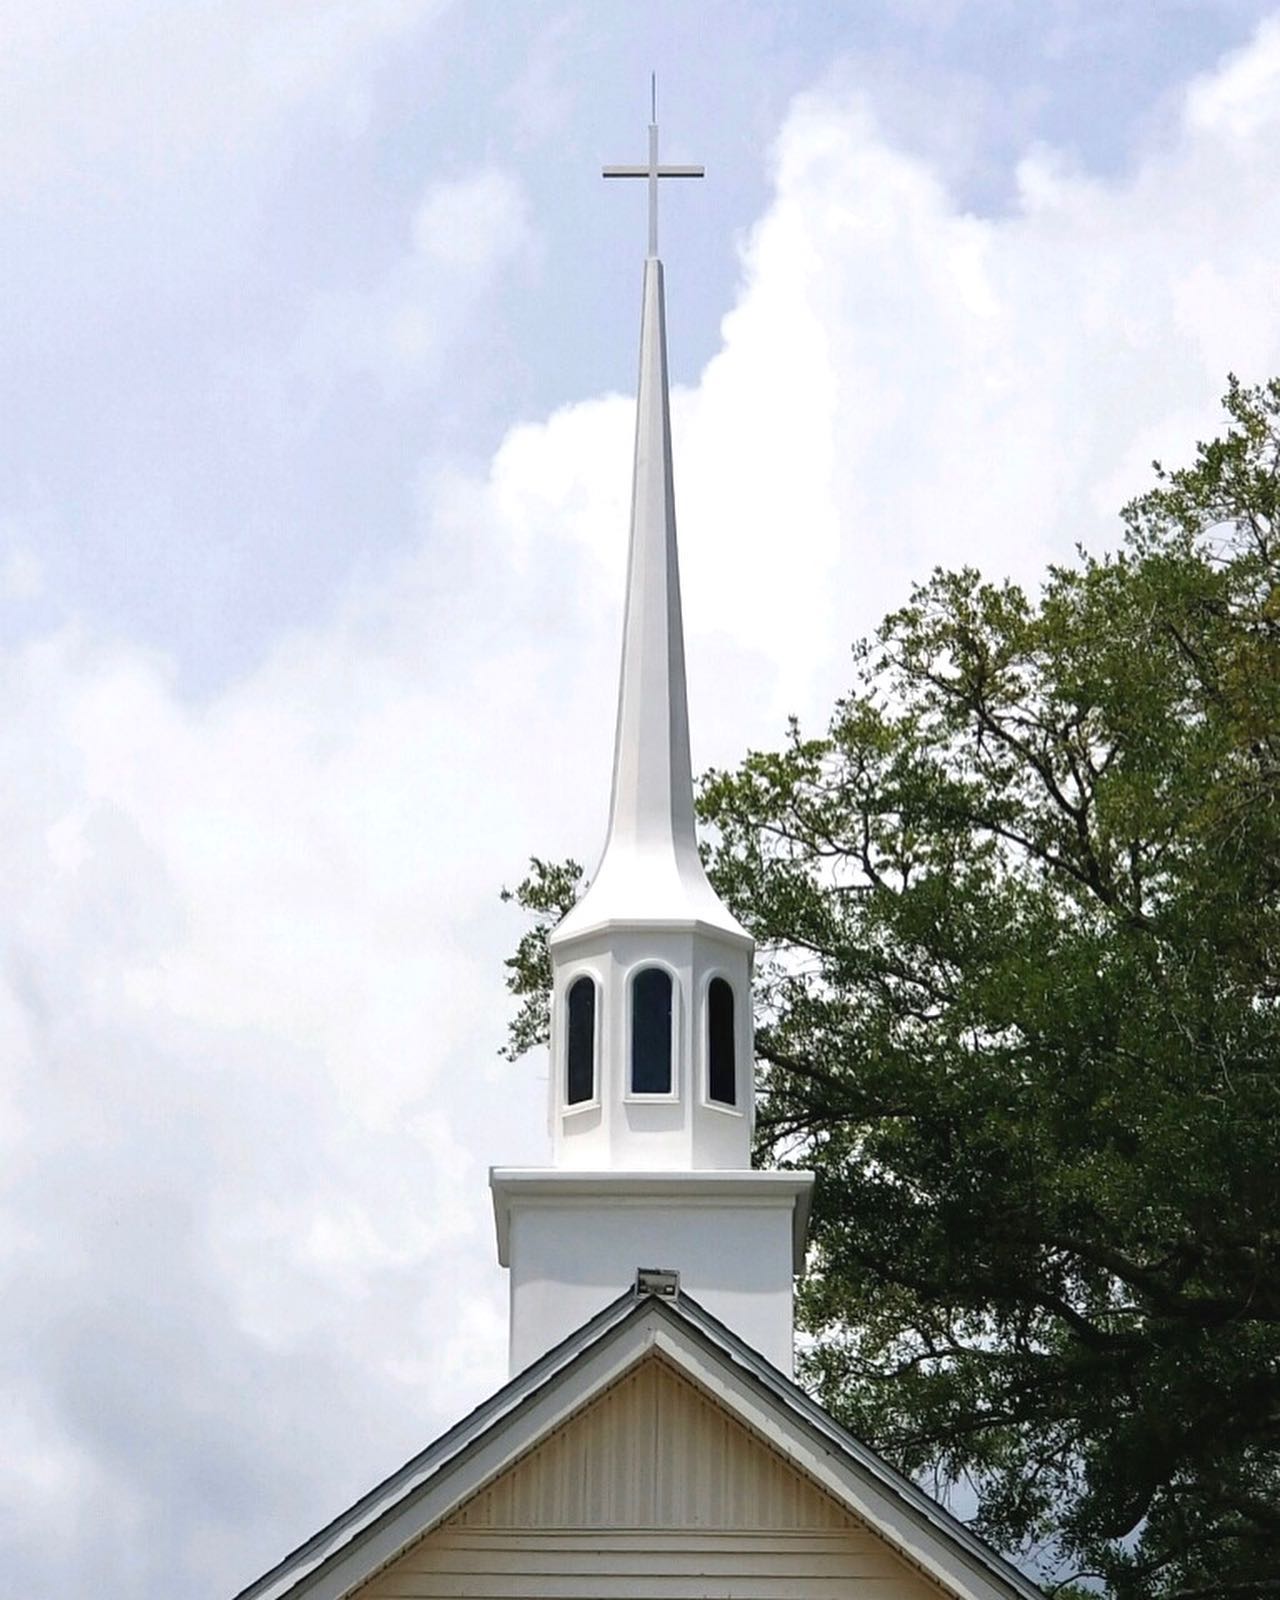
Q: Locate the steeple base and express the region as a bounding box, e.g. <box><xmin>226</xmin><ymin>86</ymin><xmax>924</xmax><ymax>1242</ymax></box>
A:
<box><xmin>491</xmin><ymin>1168</ymin><xmax>813</xmax><ymax>1377</ymax></box>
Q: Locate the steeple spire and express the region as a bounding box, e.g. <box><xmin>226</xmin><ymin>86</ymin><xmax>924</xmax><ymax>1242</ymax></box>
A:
<box><xmin>555</xmin><ymin>110</ymin><xmax>745</xmax><ymax>947</ymax></box>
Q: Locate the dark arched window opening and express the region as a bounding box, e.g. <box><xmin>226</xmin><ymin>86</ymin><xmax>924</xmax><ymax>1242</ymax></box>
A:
<box><xmin>566</xmin><ymin>976</ymin><xmax>596</xmax><ymax>1105</ymax></box>
<box><xmin>631</xmin><ymin>968</ymin><xmax>673</xmax><ymax>1094</ymax></box>
<box><xmin>707</xmin><ymin>978</ymin><xmax>736</xmax><ymax>1105</ymax></box>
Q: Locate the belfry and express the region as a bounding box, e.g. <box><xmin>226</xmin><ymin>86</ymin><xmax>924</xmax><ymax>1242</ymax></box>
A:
<box><xmin>234</xmin><ymin>104</ymin><xmax>1046</xmax><ymax>1600</ymax></box>
<box><xmin>490</xmin><ymin>109</ymin><xmax>813</xmax><ymax>1376</ymax></box>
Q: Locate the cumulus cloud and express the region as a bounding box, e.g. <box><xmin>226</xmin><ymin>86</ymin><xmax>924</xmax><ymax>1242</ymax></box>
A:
<box><xmin>10</xmin><ymin>17</ymin><xmax>1280</xmax><ymax>1600</ymax></box>
<box><xmin>413</xmin><ymin>170</ymin><xmax>532</xmax><ymax>269</ymax></box>
<box><xmin>0</xmin><ymin>539</ymin><xmax>42</xmax><ymax>602</ymax></box>
<box><xmin>0</xmin><ymin>612</ymin><xmax>552</xmax><ymax>1594</ymax></box>
<box><xmin>298</xmin><ymin>169</ymin><xmax>534</xmax><ymax>387</ymax></box>
<box><xmin>490</xmin><ymin>24</ymin><xmax>1280</xmax><ymax>739</ymax></box>
<box><xmin>0</xmin><ymin>0</ymin><xmax>451</xmax><ymax>198</ymax></box>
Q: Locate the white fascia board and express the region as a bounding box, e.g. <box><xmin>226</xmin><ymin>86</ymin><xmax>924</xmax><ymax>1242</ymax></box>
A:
<box><xmin>490</xmin><ymin>1167</ymin><xmax>815</xmax><ymax>1269</ymax></box>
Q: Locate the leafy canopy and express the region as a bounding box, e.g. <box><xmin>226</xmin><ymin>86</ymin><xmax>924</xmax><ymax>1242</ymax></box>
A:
<box><xmin>503</xmin><ymin>379</ymin><xmax>1280</xmax><ymax>1600</ymax></box>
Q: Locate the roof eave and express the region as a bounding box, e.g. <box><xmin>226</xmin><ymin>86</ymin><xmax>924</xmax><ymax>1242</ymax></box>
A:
<box><xmin>232</xmin><ymin>1289</ymin><xmax>1045</xmax><ymax>1600</ymax></box>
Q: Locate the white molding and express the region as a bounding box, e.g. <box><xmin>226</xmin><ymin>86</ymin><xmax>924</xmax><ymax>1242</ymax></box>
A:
<box><xmin>698</xmin><ymin>967</ymin><xmax>745</xmax><ymax>1115</ymax></box>
<box><xmin>491</xmin><ymin>1168</ymin><xmax>814</xmax><ymax>1271</ymax></box>
<box><xmin>559</xmin><ymin>969</ymin><xmax>602</xmax><ymax>1115</ymax></box>
<box><xmin>621</xmin><ymin>959</ymin><xmax>681</xmax><ymax>1103</ymax></box>
<box><xmin>550</xmin><ymin>912</ymin><xmax>753</xmax><ymax>952</ymax></box>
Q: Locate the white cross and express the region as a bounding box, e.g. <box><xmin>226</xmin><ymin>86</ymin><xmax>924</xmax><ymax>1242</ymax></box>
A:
<box><xmin>603</xmin><ymin>79</ymin><xmax>704</xmax><ymax>258</ymax></box>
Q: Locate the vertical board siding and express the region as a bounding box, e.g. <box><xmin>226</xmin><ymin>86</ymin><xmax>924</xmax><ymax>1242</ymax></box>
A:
<box><xmin>355</xmin><ymin>1357</ymin><xmax>950</xmax><ymax>1600</ymax></box>
<box><xmin>448</xmin><ymin>1358</ymin><xmax>849</xmax><ymax>1531</ymax></box>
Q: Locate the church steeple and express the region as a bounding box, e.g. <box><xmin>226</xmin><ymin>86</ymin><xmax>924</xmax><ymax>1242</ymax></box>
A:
<box><xmin>552</xmin><ymin>118</ymin><xmax>747</xmax><ymax>949</ymax></box>
<box><xmin>547</xmin><ymin>108</ymin><xmax>750</xmax><ymax>1170</ymax></box>
<box><xmin>491</xmin><ymin>104</ymin><xmax>812</xmax><ymax>1378</ymax></box>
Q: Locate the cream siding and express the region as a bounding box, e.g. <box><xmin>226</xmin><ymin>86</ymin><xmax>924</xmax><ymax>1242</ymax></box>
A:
<box><xmin>354</xmin><ymin>1358</ymin><xmax>950</xmax><ymax>1600</ymax></box>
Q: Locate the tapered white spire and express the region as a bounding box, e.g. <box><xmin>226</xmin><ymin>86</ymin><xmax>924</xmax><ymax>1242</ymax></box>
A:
<box><xmin>552</xmin><ymin>147</ymin><xmax>746</xmax><ymax>947</ymax></box>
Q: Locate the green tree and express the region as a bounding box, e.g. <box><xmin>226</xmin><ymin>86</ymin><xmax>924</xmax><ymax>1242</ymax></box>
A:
<box><xmin>503</xmin><ymin>379</ymin><xmax>1280</xmax><ymax>1599</ymax></box>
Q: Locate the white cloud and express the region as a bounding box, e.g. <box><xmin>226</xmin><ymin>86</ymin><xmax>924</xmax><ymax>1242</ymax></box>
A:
<box><xmin>297</xmin><ymin>168</ymin><xmax>533</xmax><ymax>387</ymax></box>
<box><xmin>1186</xmin><ymin>13</ymin><xmax>1280</xmax><ymax>137</ymax></box>
<box><xmin>0</xmin><ymin>612</ymin><xmax>552</xmax><ymax>1594</ymax></box>
<box><xmin>10</xmin><ymin>15</ymin><xmax>1280</xmax><ymax>1599</ymax></box>
<box><xmin>413</xmin><ymin>170</ymin><xmax>532</xmax><ymax>269</ymax></box>
<box><xmin>0</xmin><ymin>0</ymin><xmax>451</xmax><ymax>198</ymax></box>
<box><xmin>0</xmin><ymin>541</ymin><xmax>42</xmax><ymax>602</ymax></box>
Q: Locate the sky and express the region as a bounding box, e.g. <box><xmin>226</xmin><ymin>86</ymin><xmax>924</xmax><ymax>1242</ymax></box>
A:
<box><xmin>5</xmin><ymin>3</ymin><xmax>1280</xmax><ymax>1595</ymax></box>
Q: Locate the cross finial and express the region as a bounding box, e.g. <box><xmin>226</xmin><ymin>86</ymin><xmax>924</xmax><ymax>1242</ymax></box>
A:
<box><xmin>603</xmin><ymin>80</ymin><xmax>704</xmax><ymax>258</ymax></box>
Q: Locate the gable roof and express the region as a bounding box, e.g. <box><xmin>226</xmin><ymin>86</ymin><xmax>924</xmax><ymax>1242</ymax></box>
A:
<box><xmin>232</xmin><ymin>1288</ymin><xmax>1045</xmax><ymax>1600</ymax></box>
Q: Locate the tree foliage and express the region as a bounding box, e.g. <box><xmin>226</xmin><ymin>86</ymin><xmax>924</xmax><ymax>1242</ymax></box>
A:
<box><xmin>503</xmin><ymin>379</ymin><xmax>1280</xmax><ymax>1598</ymax></box>
<box><xmin>500</xmin><ymin>856</ymin><xmax>584</xmax><ymax>1060</ymax></box>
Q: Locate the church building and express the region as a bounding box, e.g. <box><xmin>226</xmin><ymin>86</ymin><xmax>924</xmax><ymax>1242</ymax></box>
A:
<box><xmin>234</xmin><ymin>113</ymin><xmax>1046</xmax><ymax>1600</ymax></box>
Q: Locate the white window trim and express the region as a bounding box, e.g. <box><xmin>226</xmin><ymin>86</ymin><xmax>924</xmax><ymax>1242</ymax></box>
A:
<box><xmin>560</xmin><ymin>970</ymin><xmax>602</xmax><ymax>1116</ymax></box>
<box><xmin>700</xmin><ymin>969</ymin><xmax>745</xmax><ymax>1116</ymax></box>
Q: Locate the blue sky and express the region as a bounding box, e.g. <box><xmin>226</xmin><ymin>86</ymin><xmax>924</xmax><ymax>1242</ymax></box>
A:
<box><xmin>5</xmin><ymin>3</ymin><xmax>1280</xmax><ymax>1595</ymax></box>
<box><xmin>7</xmin><ymin>0</ymin><xmax>1272</xmax><ymax>688</ymax></box>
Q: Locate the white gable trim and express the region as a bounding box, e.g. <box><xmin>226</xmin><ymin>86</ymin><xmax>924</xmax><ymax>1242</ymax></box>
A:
<box><xmin>235</xmin><ymin>1293</ymin><xmax>1043</xmax><ymax>1600</ymax></box>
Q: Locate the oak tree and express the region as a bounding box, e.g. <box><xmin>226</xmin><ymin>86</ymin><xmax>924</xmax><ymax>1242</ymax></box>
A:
<box><xmin>504</xmin><ymin>379</ymin><xmax>1280</xmax><ymax>1599</ymax></box>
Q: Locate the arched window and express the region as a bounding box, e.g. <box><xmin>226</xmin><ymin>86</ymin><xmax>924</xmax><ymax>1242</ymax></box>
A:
<box><xmin>565</xmin><ymin>976</ymin><xmax>596</xmax><ymax>1105</ymax></box>
<box><xmin>631</xmin><ymin>967</ymin><xmax>673</xmax><ymax>1094</ymax></box>
<box><xmin>707</xmin><ymin>978</ymin><xmax>736</xmax><ymax>1106</ymax></box>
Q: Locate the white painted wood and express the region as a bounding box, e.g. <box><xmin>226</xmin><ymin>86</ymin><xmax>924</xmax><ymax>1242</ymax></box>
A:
<box><xmin>548</xmin><ymin>929</ymin><xmax>755</xmax><ymax>1172</ymax></box>
<box><xmin>492</xmin><ymin>1169</ymin><xmax>812</xmax><ymax>1376</ymax></box>
<box><xmin>542</xmin><ymin>255</ymin><xmax>755</xmax><ymax>1175</ymax></box>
